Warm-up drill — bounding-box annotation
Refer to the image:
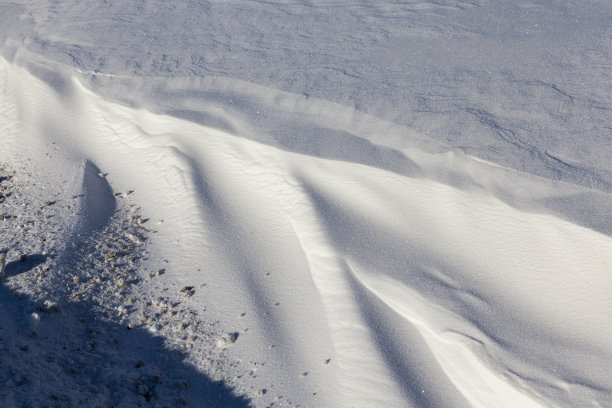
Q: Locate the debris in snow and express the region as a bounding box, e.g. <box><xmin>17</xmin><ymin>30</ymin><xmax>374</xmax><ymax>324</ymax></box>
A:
<box><xmin>104</xmin><ymin>252</ymin><xmax>119</xmax><ymax>262</ymax></box>
<box><xmin>41</xmin><ymin>300</ymin><xmax>62</xmax><ymax>313</ymax></box>
<box><xmin>217</xmin><ymin>332</ymin><xmax>239</xmax><ymax>349</ymax></box>
<box><xmin>28</xmin><ymin>312</ymin><xmax>41</xmax><ymax>330</ymax></box>
<box><xmin>181</xmin><ymin>286</ymin><xmax>195</xmax><ymax>298</ymax></box>
<box><xmin>124</xmin><ymin>232</ymin><xmax>142</xmax><ymax>245</ymax></box>
<box><xmin>137</xmin><ymin>383</ymin><xmax>151</xmax><ymax>401</ymax></box>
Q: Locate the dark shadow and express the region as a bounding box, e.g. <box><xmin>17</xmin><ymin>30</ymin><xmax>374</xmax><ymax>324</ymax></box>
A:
<box><xmin>4</xmin><ymin>254</ymin><xmax>48</xmax><ymax>277</ymax></box>
<box><xmin>0</xmin><ymin>281</ymin><xmax>252</xmax><ymax>408</ymax></box>
<box><xmin>80</xmin><ymin>160</ymin><xmax>116</xmax><ymax>233</ymax></box>
<box><xmin>166</xmin><ymin>108</ymin><xmax>239</xmax><ymax>137</ymax></box>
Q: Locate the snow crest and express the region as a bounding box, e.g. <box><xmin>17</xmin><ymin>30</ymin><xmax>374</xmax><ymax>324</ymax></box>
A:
<box><xmin>1</xmin><ymin>1</ymin><xmax>611</xmax><ymax>407</ymax></box>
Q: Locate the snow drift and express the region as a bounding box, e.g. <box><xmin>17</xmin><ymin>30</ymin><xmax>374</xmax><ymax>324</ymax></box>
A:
<box><xmin>1</xmin><ymin>1</ymin><xmax>611</xmax><ymax>407</ymax></box>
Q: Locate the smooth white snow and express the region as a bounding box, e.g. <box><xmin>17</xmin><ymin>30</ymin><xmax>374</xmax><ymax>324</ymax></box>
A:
<box><xmin>1</xmin><ymin>1</ymin><xmax>611</xmax><ymax>407</ymax></box>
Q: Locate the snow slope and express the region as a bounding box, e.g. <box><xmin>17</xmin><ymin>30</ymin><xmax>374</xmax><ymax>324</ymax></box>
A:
<box><xmin>1</xmin><ymin>1</ymin><xmax>611</xmax><ymax>407</ymax></box>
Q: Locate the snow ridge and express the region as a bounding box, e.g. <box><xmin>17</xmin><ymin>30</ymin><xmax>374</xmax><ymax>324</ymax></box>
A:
<box><xmin>1</xmin><ymin>1</ymin><xmax>611</xmax><ymax>406</ymax></box>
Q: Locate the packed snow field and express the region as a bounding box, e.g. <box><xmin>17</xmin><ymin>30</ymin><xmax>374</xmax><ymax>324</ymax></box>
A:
<box><xmin>1</xmin><ymin>1</ymin><xmax>611</xmax><ymax>407</ymax></box>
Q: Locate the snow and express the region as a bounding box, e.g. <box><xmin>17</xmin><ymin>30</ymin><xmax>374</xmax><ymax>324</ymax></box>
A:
<box><xmin>1</xmin><ymin>1</ymin><xmax>611</xmax><ymax>407</ymax></box>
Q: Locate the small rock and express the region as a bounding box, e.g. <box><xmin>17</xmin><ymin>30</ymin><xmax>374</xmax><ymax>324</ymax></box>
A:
<box><xmin>217</xmin><ymin>332</ymin><xmax>239</xmax><ymax>348</ymax></box>
<box><xmin>138</xmin><ymin>384</ymin><xmax>150</xmax><ymax>401</ymax></box>
<box><xmin>181</xmin><ymin>286</ymin><xmax>195</xmax><ymax>298</ymax></box>
<box><xmin>42</xmin><ymin>300</ymin><xmax>61</xmax><ymax>313</ymax></box>
<box><xmin>105</xmin><ymin>252</ymin><xmax>118</xmax><ymax>262</ymax></box>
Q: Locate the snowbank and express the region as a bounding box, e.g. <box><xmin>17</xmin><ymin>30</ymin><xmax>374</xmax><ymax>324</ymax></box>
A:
<box><xmin>1</xmin><ymin>1</ymin><xmax>611</xmax><ymax>407</ymax></box>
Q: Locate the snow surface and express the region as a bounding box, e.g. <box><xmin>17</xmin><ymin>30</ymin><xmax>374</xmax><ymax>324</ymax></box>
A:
<box><xmin>1</xmin><ymin>1</ymin><xmax>611</xmax><ymax>407</ymax></box>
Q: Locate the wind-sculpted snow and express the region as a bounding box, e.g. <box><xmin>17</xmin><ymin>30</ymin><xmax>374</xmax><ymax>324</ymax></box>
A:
<box><xmin>2</xmin><ymin>0</ymin><xmax>610</xmax><ymax>191</ymax></box>
<box><xmin>1</xmin><ymin>53</ymin><xmax>611</xmax><ymax>407</ymax></box>
<box><xmin>1</xmin><ymin>1</ymin><xmax>611</xmax><ymax>407</ymax></box>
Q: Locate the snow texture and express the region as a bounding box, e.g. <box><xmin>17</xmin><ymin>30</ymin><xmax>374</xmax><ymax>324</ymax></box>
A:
<box><xmin>1</xmin><ymin>1</ymin><xmax>611</xmax><ymax>407</ymax></box>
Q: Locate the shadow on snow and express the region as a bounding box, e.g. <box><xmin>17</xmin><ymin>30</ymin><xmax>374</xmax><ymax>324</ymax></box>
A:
<box><xmin>0</xmin><ymin>271</ymin><xmax>252</xmax><ymax>408</ymax></box>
